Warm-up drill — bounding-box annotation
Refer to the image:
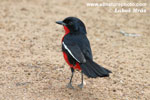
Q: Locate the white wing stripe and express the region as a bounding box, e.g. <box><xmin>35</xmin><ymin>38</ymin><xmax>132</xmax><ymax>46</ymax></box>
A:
<box><xmin>62</xmin><ymin>42</ymin><xmax>80</xmax><ymax>63</ymax></box>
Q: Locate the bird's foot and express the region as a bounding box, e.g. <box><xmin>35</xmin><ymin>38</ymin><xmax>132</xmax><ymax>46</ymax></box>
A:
<box><xmin>67</xmin><ymin>83</ymin><xmax>74</xmax><ymax>89</ymax></box>
<box><xmin>78</xmin><ymin>83</ymin><xmax>83</xmax><ymax>89</ymax></box>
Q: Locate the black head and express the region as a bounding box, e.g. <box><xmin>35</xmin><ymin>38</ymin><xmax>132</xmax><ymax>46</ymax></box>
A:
<box><xmin>56</xmin><ymin>17</ymin><xmax>87</xmax><ymax>34</ymax></box>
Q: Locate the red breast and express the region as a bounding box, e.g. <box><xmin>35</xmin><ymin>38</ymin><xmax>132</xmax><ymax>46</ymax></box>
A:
<box><xmin>61</xmin><ymin>26</ymin><xmax>70</xmax><ymax>42</ymax></box>
<box><xmin>62</xmin><ymin>26</ymin><xmax>81</xmax><ymax>70</ymax></box>
<box><xmin>63</xmin><ymin>52</ymin><xmax>81</xmax><ymax>70</ymax></box>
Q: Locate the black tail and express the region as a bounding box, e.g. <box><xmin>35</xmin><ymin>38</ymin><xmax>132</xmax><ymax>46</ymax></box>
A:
<box><xmin>80</xmin><ymin>59</ymin><xmax>112</xmax><ymax>78</ymax></box>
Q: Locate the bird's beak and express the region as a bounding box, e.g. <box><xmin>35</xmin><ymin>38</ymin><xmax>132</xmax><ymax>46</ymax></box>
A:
<box><xmin>56</xmin><ymin>21</ymin><xmax>66</xmax><ymax>26</ymax></box>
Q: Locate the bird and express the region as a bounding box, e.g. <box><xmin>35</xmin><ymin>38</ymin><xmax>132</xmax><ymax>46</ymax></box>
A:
<box><xmin>56</xmin><ymin>17</ymin><xmax>112</xmax><ymax>89</ymax></box>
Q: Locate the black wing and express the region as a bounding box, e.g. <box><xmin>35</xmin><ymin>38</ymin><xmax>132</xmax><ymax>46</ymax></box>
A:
<box><xmin>62</xmin><ymin>41</ymin><xmax>86</xmax><ymax>63</ymax></box>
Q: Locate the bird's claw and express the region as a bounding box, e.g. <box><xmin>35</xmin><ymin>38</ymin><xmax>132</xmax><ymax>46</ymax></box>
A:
<box><xmin>67</xmin><ymin>83</ymin><xmax>74</xmax><ymax>89</ymax></box>
<box><xmin>78</xmin><ymin>83</ymin><xmax>83</xmax><ymax>89</ymax></box>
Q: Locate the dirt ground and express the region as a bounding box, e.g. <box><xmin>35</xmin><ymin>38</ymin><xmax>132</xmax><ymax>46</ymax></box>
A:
<box><xmin>0</xmin><ymin>0</ymin><xmax>150</xmax><ymax>100</ymax></box>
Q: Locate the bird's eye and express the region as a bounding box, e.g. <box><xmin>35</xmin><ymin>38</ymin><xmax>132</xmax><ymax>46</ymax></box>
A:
<box><xmin>68</xmin><ymin>22</ymin><xmax>73</xmax><ymax>25</ymax></box>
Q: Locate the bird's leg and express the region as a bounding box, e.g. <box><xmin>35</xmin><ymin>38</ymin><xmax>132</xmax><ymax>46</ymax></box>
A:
<box><xmin>67</xmin><ymin>68</ymin><xmax>74</xmax><ymax>89</ymax></box>
<box><xmin>78</xmin><ymin>71</ymin><xmax>84</xmax><ymax>89</ymax></box>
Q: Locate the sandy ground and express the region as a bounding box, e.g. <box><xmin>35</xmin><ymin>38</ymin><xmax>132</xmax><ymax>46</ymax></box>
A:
<box><xmin>0</xmin><ymin>0</ymin><xmax>150</xmax><ymax>100</ymax></box>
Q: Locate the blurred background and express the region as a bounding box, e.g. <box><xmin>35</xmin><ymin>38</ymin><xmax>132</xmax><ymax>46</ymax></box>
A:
<box><xmin>0</xmin><ymin>0</ymin><xmax>149</xmax><ymax>100</ymax></box>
